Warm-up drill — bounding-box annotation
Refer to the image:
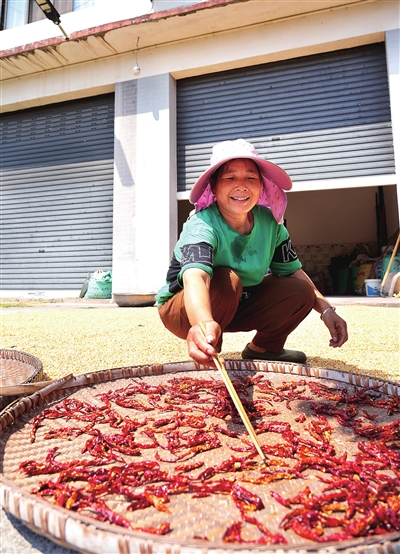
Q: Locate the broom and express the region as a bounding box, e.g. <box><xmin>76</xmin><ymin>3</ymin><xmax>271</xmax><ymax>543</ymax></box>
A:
<box><xmin>380</xmin><ymin>233</ymin><xmax>400</xmax><ymax>296</ymax></box>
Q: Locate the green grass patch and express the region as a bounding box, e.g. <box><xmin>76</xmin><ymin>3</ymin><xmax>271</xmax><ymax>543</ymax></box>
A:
<box><xmin>0</xmin><ymin>302</ymin><xmax>44</xmax><ymax>309</ymax></box>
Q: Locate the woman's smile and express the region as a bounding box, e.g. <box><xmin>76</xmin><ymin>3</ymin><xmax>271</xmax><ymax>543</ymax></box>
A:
<box><xmin>230</xmin><ymin>193</ymin><xmax>250</xmax><ymax>202</ymax></box>
<box><xmin>213</xmin><ymin>158</ymin><xmax>261</xmax><ymax>231</ymax></box>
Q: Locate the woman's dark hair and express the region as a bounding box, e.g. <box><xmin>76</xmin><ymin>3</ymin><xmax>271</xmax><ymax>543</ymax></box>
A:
<box><xmin>210</xmin><ymin>158</ymin><xmax>263</xmax><ymax>191</ymax></box>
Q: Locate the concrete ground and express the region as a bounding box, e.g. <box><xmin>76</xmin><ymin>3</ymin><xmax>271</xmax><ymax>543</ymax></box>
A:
<box><xmin>1</xmin><ymin>295</ymin><xmax>398</xmax><ymax>554</ymax></box>
<box><xmin>0</xmin><ymin>510</ymin><xmax>78</xmax><ymax>554</ymax></box>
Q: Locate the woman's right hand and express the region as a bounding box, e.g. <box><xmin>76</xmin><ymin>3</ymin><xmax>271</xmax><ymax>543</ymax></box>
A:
<box><xmin>186</xmin><ymin>320</ymin><xmax>221</xmax><ymax>365</ymax></box>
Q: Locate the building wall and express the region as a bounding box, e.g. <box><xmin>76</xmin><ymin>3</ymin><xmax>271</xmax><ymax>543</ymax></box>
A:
<box><xmin>1</xmin><ymin>1</ymin><xmax>399</xmax><ymax>296</ymax></box>
<box><xmin>1</xmin><ymin>2</ymin><xmax>398</xmax><ymax>112</ymax></box>
<box><xmin>285</xmin><ymin>187</ymin><xmax>394</xmax><ymax>247</ymax></box>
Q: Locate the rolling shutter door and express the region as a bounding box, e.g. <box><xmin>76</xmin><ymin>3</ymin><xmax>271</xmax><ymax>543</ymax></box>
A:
<box><xmin>0</xmin><ymin>94</ymin><xmax>114</xmax><ymax>291</ymax></box>
<box><xmin>177</xmin><ymin>43</ymin><xmax>394</xmax><ymax>192</ymax></box>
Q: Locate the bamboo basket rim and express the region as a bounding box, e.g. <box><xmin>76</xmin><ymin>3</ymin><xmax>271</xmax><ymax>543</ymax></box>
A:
<box><xmin>0</xmin><ymin>348</ymin><xmax>43</xmax><ymax>372</ymax></box>
<box><xmin>1</xmin><ymin>360</ymin><xmax>399</xmax><ymax>554</ymax></box>
<box><xmin>0</xmin><ymin>348</ymin><xmax>44</xmax><ymax>412</ymax></box>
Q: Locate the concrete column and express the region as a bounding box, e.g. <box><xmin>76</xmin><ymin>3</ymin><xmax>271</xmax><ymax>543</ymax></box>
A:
<box><xmin>135</xmin><ymin>74</ymin><xmax>177</xmax><ymax>293</ymax></box>
<box><xmin>112</xmin><ymin>74</ymin><xmax>177</xmax><ymax>294</ymax></box>
<box><xmin>112</xmin><ymin>80</ymin><xmax>138</xmax><ymax>294</ymax></box>
<box><xmin>385</xmin><ymin>29</ymin><xmax>400</xmax><ymax>227</ymax></box>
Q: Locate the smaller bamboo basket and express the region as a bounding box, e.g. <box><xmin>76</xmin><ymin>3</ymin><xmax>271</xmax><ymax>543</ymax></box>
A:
<box><xmin>0</xmin><ymin>349</ymin><xmax>43</xmax><ymax>412</ymax></box>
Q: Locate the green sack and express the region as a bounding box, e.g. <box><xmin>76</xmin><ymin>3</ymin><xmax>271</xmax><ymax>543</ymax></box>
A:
<box><xmin>84</xmin><ymin>269</ymin><xmax>112</xmax><ymax>299</ymax></box>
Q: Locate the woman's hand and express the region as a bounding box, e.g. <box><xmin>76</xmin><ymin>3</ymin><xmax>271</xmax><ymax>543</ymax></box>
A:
<box><xmin>182</xmin><ymin>268</ymin><xmax>222</xmax><ymax>364</ymax></box>
<box><xmin>322</xmin><ymin>309</ymin><xmax>348</xmax><ymax>348</ymax></box>
<box><xmin>186</xmin><ymin>320</ymin><xmax>222</xmax><ymax>365</ymax></box>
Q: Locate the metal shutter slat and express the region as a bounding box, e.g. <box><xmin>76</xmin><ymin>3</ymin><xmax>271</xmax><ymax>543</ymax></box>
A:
<box><xmin>0</xmin><ymin>95</ymin><xmax>115</xmax><ymax>290</ymax></box>
<box><xmin>177</xmin><ymin>43</ymin><xmax>395</xmax><ymax>191</ymax></box>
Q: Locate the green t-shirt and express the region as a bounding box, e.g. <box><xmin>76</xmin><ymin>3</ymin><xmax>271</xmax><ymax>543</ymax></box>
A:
<box><xmin>156</xmin><ymin>204</ymin><xmax>301</xmax><ymax>306</ymax></box>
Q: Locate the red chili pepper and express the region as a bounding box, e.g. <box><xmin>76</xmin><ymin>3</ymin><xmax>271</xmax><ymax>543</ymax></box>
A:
<box><xmin>174</xmin><ymin>461</ymin><xmax>204</xmax><ymax>473</ymax></box>
<box><xmin>78</xmin><ymin>498</ymin><xmax>133</xmax><ymax>529</ymax></box>
<box><xmin>222</xmin><ymin>521</ymin><xmax>245</xmax><ymax>543</ymax></box>
<box><xmin>222</xmin><ymin>518</ymin><xmax>286</xmax><ymax>545</ymax></box>
<box><xmin>132</xmin><ymin>522</ymin><xmax>171</xmax><ymax>535</ymax></box>
<box><xmin>20</xmin><ymin>447</ymin><xmax>72</xmax><ymax>476</ymax></box>
<box><xmin>242</xmin><ymin>513</ymin><xmax>287</xmax><ymax>544</ymax></box>
<box><xmin>212</xmin><ymin>424</ymin><xmax>239</xmax><ymax>438</ymax></box>
<box><xmin>144</xmin><ymin>489</ymin><xmax>170</xmax><ymax>513</ymax></box>
<box><xmin>197</xmin><ymin>467</ymin><xmax>216</xmax><ymax>481</ymax></box>
<box><xmin>287</xmin><ymin>518</ymin><xmax>325</xmax><ymax>542</ymax></box>
<box><xmin>43</xmin><ymin>423</ymin><xmax>94</xmax><ymax>440</ymax></box>
<box><xmin>270</xmin><ymin>491</ymin><xmax>292</xmax><ymax>508</ymax></box>
<box><xmin>216</xmin><ymin>455</ymin><xmax>257</xmax><ymax>473</ymax></box>
<box><xmin>231</xmin><ymin>483</ymin><xmax>264</xmax><ymax>512</ymax></box>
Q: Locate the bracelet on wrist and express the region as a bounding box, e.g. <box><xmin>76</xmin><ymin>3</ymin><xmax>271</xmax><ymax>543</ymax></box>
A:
<box><xmin>320</xmin><ymin>306</ymin><xmax>336</xmax><ymax>320</ymax></box>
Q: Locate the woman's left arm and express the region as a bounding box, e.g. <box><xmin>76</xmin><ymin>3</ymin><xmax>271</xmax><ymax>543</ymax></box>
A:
<box><xmin>288</xmin><ymin>269</ymin><xmax>348</xmax><ymax>348</ymax></box>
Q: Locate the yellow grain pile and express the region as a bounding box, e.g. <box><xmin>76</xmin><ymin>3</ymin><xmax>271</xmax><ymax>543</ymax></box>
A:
<box><xmin>1</xmin><ymin>305</ymin><xmax>399</xmax><ymax>384</ymax></box>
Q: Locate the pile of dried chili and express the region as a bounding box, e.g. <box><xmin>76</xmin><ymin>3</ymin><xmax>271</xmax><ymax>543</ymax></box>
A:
<box><xmin>19</xmin><ymin>372</ymin><xmax>400</xmax><ymax>544</ymax></box>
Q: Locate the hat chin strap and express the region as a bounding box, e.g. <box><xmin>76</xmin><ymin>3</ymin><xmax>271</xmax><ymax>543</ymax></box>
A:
<box><xmin>195</xmin><ymin>179</ymin><xmax>287</xmax><ymax>224</ymax></box>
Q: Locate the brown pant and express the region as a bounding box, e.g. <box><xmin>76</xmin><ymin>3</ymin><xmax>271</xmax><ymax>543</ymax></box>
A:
<box><xmin>158</xmin><ymin>267</ymin><xmax>315</xmax><ymax>352</ymax></box>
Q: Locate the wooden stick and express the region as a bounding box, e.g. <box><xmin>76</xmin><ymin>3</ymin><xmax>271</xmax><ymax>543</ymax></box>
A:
<box><xmin>0</xmin><ymin>374</ymin><xmax>74</xmax><ymax>397</ymax></box>
<box><xmin>199</xmin><ymin>321</ymin><xmax>267</xmax><ymax>465</ymax></box>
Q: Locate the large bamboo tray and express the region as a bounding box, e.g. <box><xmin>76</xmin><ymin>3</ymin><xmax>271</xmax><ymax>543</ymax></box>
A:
<box><xmin>1</xmin><ymin>360</ymin><xmax>399</xmax><ymax>554</ymax></box>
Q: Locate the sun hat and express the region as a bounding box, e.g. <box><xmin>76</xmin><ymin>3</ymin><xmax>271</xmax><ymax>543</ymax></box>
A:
<box><xmin>189</xmin><ymin>139</ymin><xmax>292</xmax><ymax>224</ymax></box>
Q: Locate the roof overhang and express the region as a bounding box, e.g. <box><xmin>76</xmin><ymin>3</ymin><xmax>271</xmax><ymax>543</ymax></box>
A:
<box><xmin>0</xmin><ymin>0</ymin><xmax>371</xmax><ymax>81</ymax></box>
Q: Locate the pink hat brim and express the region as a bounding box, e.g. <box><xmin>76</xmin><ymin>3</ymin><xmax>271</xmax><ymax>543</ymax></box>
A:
<box><xmin>189</xmin><ymin>155</ymin><xmax>292</xmax><ymax>205</ymax></box>
<box><xmin>189</xmin><ymin>155</ymin><xmax>291</xmax><ymax>224</ymax></box>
